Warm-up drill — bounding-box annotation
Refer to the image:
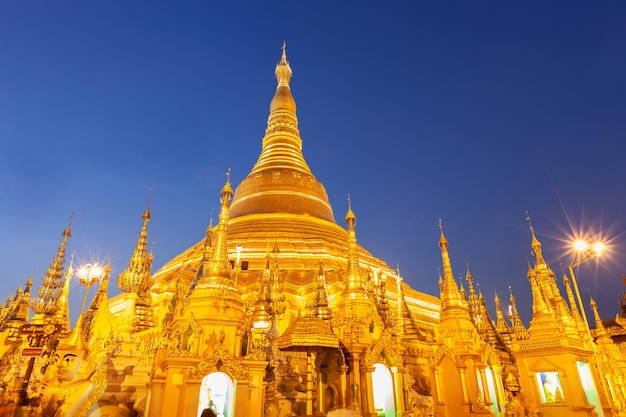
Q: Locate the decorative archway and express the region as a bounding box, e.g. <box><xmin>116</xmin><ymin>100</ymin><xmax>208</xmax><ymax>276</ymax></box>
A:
<box><xmin>372</xmin><ymin>363</ymin><xmax>395</xmax><ymax>417</ymax></box>
<box><xmin>196</xmin><ymin>372</ymin><xmax>235</xmax><ymax>417</ymax></box>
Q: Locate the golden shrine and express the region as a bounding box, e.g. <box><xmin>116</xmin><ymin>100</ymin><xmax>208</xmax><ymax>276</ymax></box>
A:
<box><xmin>1</xmin><ymin>46</ymin><xmax>626</xmax><ymax>417</ymax></box>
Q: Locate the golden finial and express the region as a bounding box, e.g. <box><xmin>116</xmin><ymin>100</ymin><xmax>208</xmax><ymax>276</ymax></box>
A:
<box><xmin>143</xmin><ymin>189</ymin><xmax>152</xmax><ymax>222</ymax></box>
<box><xmin>275</xmin><ymin>42</ymin><xmax>292</xmax><ymax>87</ymax></box>
<box><xmin>438</xmin><ymin>219</ymin><xmax>448</xmax><ymax>248</ymax></box>
<box><xmin>64</xmin><ymin>211</ymin><xmax>74</xmax><ymax>238</ymax></box>
<box><xmin>525</xmin><ymin>211</ymin><xmax>545</xmax><ymax>266</ymax></box>
<box><xmin>344</xmin><ymin>194</ymin><xmax>356</xmax><ymax>225</ymax></box>
<box><xmin>221</xmin><ymin>168</ymin><xmax>233</xmax><ymax>197</ymax></box>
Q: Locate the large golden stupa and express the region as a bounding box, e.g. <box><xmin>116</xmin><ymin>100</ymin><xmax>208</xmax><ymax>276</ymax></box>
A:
<box><xmin>1</xmin><ymin>46</ymin><xmax>625</xmax><ymax>417</ymax></box>
<box><xmin>150</xmin><ymin>45</ymin><xmax>439</xmax><ymax>330</ymax></box>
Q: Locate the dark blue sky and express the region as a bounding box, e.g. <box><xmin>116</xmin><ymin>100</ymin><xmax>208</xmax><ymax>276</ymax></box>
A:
<box><xmin>1</xmin><ymin>2</ymin><xmax>626</xmax><ymax>325</ymax></box>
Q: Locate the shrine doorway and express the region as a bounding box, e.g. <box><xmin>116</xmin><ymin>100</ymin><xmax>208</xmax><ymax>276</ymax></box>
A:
<box><xmin>196</xmin><ymin>372</ymin><xmax>235</xmax><ymax>417</ymax></box>
<box><xmin>372</xmin><ymin>363</ymin><xmax>395</xmax><ymax>417</ymax></box>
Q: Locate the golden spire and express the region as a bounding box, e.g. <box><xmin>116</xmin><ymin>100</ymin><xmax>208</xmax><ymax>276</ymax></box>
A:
<box><xmin>54</xmin><ymin>253</ymin><xmax>74</xmax><ymax>335</ymax></box>
<box><xmin>251</xmin><ymin>252</ymin><xmax>272</xmax><ymax>328</ymax></box>
<box><xmin>31</xmin><ymin>215</ymin><xmax>72</xmax><ymax>315</ymax></box>
<box><xmin>395</xmin><ymin>271</ymin><xmax>426</xmax><ymax>340</ymax></box>
<box><xmin>117</xmin><ymin>196</ymin><xmax>155</xmax><ymax>332</ymax></box>
<box><xmin>344</xmin><ymin>195</ymin><xmax>365</xmax><ymax>294</ymax></box>
<box><xmin>7</xmin><ymin>278</ymin><xmax>32</xmax><ymax>324</ymax></box>
<box><xmin>95</xmin><ymin>260</ymin><xmax>110</xmax><ymax>307</ymax></box>
<box><xmin>563</xmin><ymin>273</ymin><xmax>586</xmax><ymax>331</ymax></box>
<box><xmin>526</xmin><ymin>212</ymin><xmax>546</xmax><ymax>267</ymax></box>
<box><xmin>83</xmin><ymin>260</ymin><xmax>111</xmax><ymax>339</ymax></box>
<box><xmin>204</xmin><ymin>171</ymin><xmax>233</xmax><ymax>283</ymax></box>
<box><xmin>57</xmin><ymin>314</ymin><xmax>88</xmax><ymax>352</ymax></box>
<box><xmin>5</xmin><ymin>285</ymin><xmax>27</xmax><ymax>343</ymax></box>
<box><xmin>229</xmin><ymin>45</ymin><xmax>335</xmax><ymax>222</ymax></box>
<box><xmin>435</xmin><ymin>220</ymin><xmax>481</xmax><ymax>351</ymax></box>
<box><xmin>312</xmin><ymin>260</ymin><xmax>332</xmax><ymax>321</ymax></box>
<box><xmin>465</xmin><ymin>261</ymin><xmax>480</xmax><ymax>323</ymax></box>
<box><xmin>590</xmin><ymin>298</ymin><xmax>609</xmax><ymax>339</ymax></box>
<box><xmin>187</xmin><ymin>217</ymin><xmax>214</xmax><ymax>297</ymax></box>
<box><xmin>85</xmin><ymin>260</ymin><xmax>110</xmax><ymax>314</ymax></box>
<box><xmin>478</xmin><ymin>291</ymin><xmax>499</xmax><ymax>346</ymax></box>
<box><xmin>438</xmin><ymin>220</ymin><xmax>464</xmax><ymax>309</ymax></box>
<box><xmin>528</xmin><ymin>273</ymin><xmax>560</xmax><ymax>337</ymax></box>
<box><xmin>494</xmin><ymin>291</ymin><xmax>513</xmax><ymax>350</ymax></box>
<box><xmin>117</xmin><ymin>197</ymin><xmax>152</xmax><ymax>294</ymax></box>
<box><xmin>508</xmin><ymin>287</ymin><xmax>529</xmax><ymax>340</ymax></box>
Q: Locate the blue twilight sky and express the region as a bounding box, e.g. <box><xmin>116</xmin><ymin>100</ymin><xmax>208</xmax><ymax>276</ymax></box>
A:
<box><xmin>1</xmin><ymin>2</ymin><xmax>626</xmax><ymax>325</ymax></box>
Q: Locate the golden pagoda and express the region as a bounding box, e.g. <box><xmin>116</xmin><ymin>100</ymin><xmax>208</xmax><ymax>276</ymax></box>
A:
<box><xmin>2</xmin><ymin>45</ymin><xmax>626</xmax><ymax>417</ymax></box>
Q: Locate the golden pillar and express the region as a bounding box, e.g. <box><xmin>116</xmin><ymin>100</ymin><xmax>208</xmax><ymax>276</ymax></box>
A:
<box><xmin>306</xmin><ymin>352</ymin><xmax>314</xmax><ymax>415</ymax></box>
<box><xmin>362</xmin><ymin>365</ymin><xmax>375</xmax><ymax>416</ymax></box>
<box><xmin>146</xmin><ymin>379</ymin><xmax>165</xmax><ymax>417</ymax></box>
<box><xmin>433</xmin><ymin>368</ymin><xmax>443</xmax><ymax>403</ymax></box>
<box><xmin>340</xmin><ymin>364</ymin><xmax>349</xmax><ymax>408</ymax></box>
<box><xmin>351</xmin><ymin>353</ymin><xmax>363</xmax><ymax>411</ymax></box>
<box><xmin>317</xmin><ymin>366</ymin><xmax>326</xmax><ymax>414</ymax></box>
<box><xmin>478</xmin><ymin>366</ymin><xmax>494</xmax><ymax>413</ymax></box>
<box><xmin>459</xmin><ymin>366</ymin><xmax>470</xmax><ymax>403</ymax></box>
<box><xmin>392</xmin><ymin>366</ymin><xmax>406</xmax><ymax>417</ymax></box>
<box><xmin>492</xmin><ymin>365</ymin><xmax>506</xmax><ymax>411</ymax></box>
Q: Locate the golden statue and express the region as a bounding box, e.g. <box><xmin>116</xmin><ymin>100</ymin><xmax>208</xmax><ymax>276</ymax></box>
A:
<box><xmin>38</xmin><ymin>316</ymin><xmax>106</xmax><ymax>417</ymax></box>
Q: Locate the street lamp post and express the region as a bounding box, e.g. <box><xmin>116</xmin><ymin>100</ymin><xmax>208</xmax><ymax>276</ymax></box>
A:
<box><xmin>568</xmin><ymin>240</ymin><xmax>605</xmax><ymax>335</ymax></box>
<box><xmin>567</xmin><ymin>240</ymin><xmax>615</xmax><ymax>412</ymax></box>
<box><xmin>77</xmin><ymin>263</ymin><xmax>103</xmax><ymax>314</ymax></box>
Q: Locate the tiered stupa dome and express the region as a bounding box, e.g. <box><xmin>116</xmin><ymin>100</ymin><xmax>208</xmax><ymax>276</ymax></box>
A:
<box><xmin>151</xmin><ymin>46</ymin><xmax>438</xmax><ymax>328</ymax></box>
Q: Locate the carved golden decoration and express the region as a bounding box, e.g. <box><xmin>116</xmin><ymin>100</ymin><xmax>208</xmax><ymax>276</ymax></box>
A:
<box><xmin>188</xmin><ymin>344</ymin><xmax>249</xmax><ymax>381</ymax></box>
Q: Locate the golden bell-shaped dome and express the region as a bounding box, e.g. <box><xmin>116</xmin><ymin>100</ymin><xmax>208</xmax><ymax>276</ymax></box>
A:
<box><xmin>229</xmin><ymin>44</ymin><xmax>335</xmax><ymax>223</ymax></box>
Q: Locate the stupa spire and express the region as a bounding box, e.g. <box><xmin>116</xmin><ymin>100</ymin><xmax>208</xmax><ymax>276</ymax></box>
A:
<box><xmin>508</xmin><ymin>287</ymin><xmax>529</xmax><ymax>340</ymax></box>
<box><xmin>251</xmin><ymin>251</ymin><xmax>272</xmax><ymax>330</ymax></box>
<box><xmin>528</xmin><ymin>273</ymin><xmax>560</xmax><ymax>337</ymax></box>
<box><xmin>86</xmin><ymin>260</ymin><xmax>110</xmax><ymax>314</ymax></box>
<box><xmin>494</xmin><ymin>291</ymin><xmax>513</xmax><ymax>350</ymax></box>
<box><xmin>312</xmin><ymin>260</ymin><xmax>332</xmax><ymax>321</ymax></box>
<box><xmin>187</xmin><ymin>217</ymin><xmax>213</xmax><ymax>298</ymax></box>
<box><xmin>117</xmin><ymin>196</ymin><xmax>152</xmax><ymax>294</ymax></box>
<box><xmin>465</xmin><ymin>261</ymin><xmax>480</xmax><ymax>323</ymax></box>
<box><xmin>229</xmin><ymin>45</ymin><xmax>335</xmax><ymax>222</ymax></box>
<box><xmin>438</xmin><ymin>220</ymin><xmax>464</xmax><ymax>309</ymax></box>
<box><xmin>206</xmin><ymin>170</ymin><xmax>234</xmax><ymax>282</ymax></box>
<box><xmin>344</xmin><ymin>195</ymin><xmax>365</xmax><ymax>294</ymax></box>
<box><xmin>590</xmin><ymin>298</ymin><xmax>609</xmax><ymax>339</ymax></box>
<box><xmin>7</xmin><ymin>278</ymin><xmax>33</xmax><ymax>325</ymax></box>
<box><xmin>83</xmin><ymin>260</ymin><xmax>112</xmax><ymax>341</ymax></box>
<box><xmin>31</xmin><ymin>215</ymin><xmax>72</xmax><ymax>316</ymax></box>
<box><xmin>563</xmin><ymin>273</ymin><xmax>586</xmax><ymax>331</ymax></box>
<box><xmin>54</xmin><ymin>253</ymin><xmax>74</xmax><ymax>335</ymax></box>
<box><xmin>526</xmin><ymin>212</ymin><xmax>546</xmax><ymax>267</ymax></box>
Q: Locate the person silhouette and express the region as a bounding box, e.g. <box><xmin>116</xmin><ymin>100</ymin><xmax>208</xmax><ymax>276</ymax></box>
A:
<box><xmin>200</xmin><ymin>408</ymin><xmax>217</xmax><ymax>417</ymax></box>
